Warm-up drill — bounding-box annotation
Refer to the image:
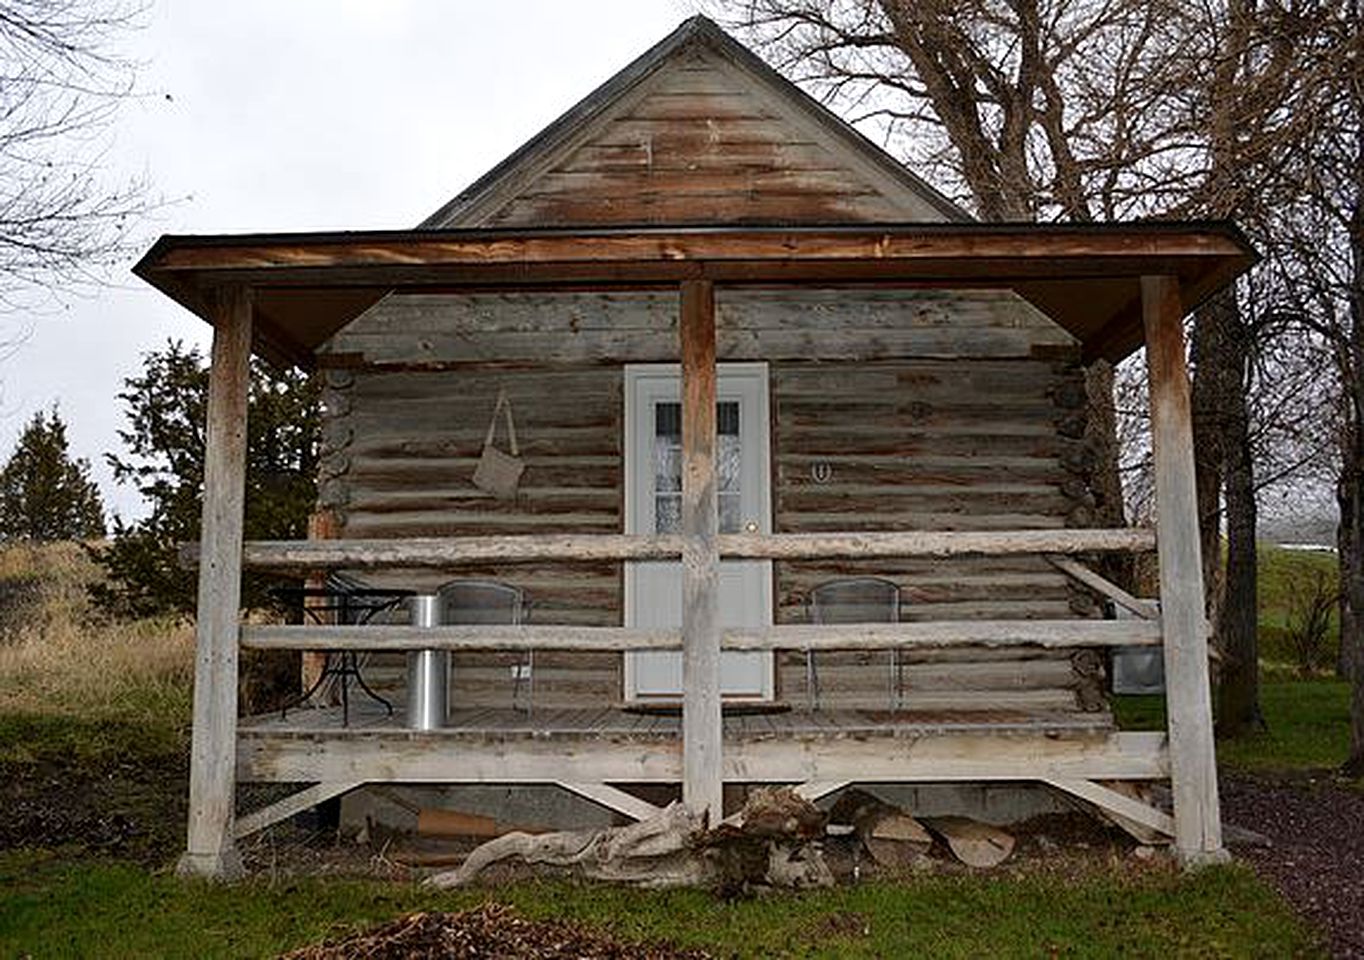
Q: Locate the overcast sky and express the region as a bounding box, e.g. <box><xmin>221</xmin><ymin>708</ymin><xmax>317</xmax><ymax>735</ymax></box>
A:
<box><xmin>0</xmin><ymin>0</ymin><xmax>697</xmax><ymax>520</ymax></box>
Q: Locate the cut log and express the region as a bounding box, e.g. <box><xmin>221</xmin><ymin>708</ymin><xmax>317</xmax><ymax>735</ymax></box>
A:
<box><xmin>828</xmin><ymin>788</ymin><xmax>931</xmax><ymax>870</ymax></box>
<box><xmin>860</xmin><ymin>811</ymin><xmax>932</xmax><ymax>871</ymax></box>
<box><xmin>922</xmin><ymin>816</ymin><xmax>1016</xmax><ymax>868</ymax></box>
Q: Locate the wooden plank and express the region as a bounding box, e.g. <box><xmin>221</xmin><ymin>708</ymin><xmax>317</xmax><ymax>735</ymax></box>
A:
<box><xmin>1043</xmin><ymin>777</ymin><xmax>1175</xmax><ymax>839</ymax></box>
<box><xmin>149</xmin><ymin>225</ymin><xmax>1254</xmax><ymax>276</ymax></box>
<box><xmin>233</xmin><ymin>781</ymin><xmax>362</xmax><ymax>840</ymax></box>
<box><xmin>1143</xmin><ymin>274</ymin><xmax>1226</xmax><ymax>866</ymax></box>
<box><xmin>1047</xmin><ymin>556</ymin><xmax>1159</xmax><ymax>619</ymax></box>
<box><xmin>215</xmin><ymin>529</ymin><xmax>1156</xmax><ymax>571</ymax></box>
<box><xmin>240</xmin><ymin>619</ymin><xmax>1161</xmax><ymax>652</ymax></box>
<box><xmin>178</xmin><ymin>285</ymin><xmax>252</xmax><ymax>881</ymax></box>
<box><xmin>557</xmin><ymin>782</ymin><xmax>664</xmax><ymax>822</ymax></box>
<box><xmin>680</xmin><ymin>277</ymin><xmax>723</xmax><ymax>822</ymax></box>
<box><xmin>237</xmin><ymin>729</ymin><xmax>1169</xmax><ymax>784</ymax></box>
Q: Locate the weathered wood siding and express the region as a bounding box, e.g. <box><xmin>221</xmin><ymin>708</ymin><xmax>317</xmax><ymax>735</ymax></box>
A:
<box><xmin>448</xmin><ymin>47</ymin><xmax>952</xmax><ymax>227</ymax></box>
<box><xmin>317</xmin><ymin>288</ymin><xmax>1101</xmax><ymax>712</ymax></box>
<box><xmin>768</xmin><ymin>357</ymin><xmax>1097</xmax><ymax>710</ymax></box>
<box><xmin>325</xmin><ymin>289</ymin><xmax>1073</xmax><ymax>368</ymax></box>
<box><xmin>321</xmin><ymin>363</ymin><xmax>626</xmax><ymax>708</ymax></box>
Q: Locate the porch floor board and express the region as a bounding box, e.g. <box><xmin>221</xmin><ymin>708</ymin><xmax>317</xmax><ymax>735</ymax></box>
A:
<box><xmin>241</xmin><ymin>702</ymin><xmax>1114</xmax><ymax>739</ymax></box>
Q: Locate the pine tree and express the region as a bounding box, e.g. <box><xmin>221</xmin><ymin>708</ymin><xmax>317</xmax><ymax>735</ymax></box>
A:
<box><xmin>0</xmin><ymin>408</ymin><xmax>105</xmax><ymax>541</ymax></box>
<box><xmin>90</xmin><ymin>341</ymin><xmax>319</xmax><ymax>617</ymax></box>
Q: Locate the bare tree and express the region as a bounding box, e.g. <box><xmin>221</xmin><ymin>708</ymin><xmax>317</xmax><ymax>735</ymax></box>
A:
<box><xmin>717</xmin><ymin>0</ymin><xmax>1336</xmax><ymax>735</ymax></box>
<box><xmin>1268</xmin><ymin>0</ymin><xmax>1364</xmax><ymax>771</ymax></box>
<box><xmin>0</xmin><ymin>0</ymin><xmax>148</xmax><ymax>311</ymax></box>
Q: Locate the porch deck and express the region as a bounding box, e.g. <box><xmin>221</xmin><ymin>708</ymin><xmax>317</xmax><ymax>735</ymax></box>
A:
<box><xmin>241</xmin><ymin>702</ymin><xmax>1116</xmax><ymax>738</ymax></box>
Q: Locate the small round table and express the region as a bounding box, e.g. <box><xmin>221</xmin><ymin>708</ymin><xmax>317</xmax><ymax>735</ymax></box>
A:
<box><xmin>272</xmin><ymin>586</ymin><xmax>415</xmax><ymax>727</ymax></box>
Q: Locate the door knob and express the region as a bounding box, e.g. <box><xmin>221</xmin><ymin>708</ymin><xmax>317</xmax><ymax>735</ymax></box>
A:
<box><xmin>744</xmin><ymin>521</ymin><xmax>760</xmax><ymax>533</ymax></box>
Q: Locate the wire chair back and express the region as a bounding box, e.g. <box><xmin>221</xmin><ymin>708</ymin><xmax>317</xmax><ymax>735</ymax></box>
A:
<box><xmin>436</xmin><ymin>579</ymin><xmax>531</xmax><ymax>713</ymax></box>
<box><xmin>806</xmin><ymin>577</ymin><xmax>902</xmax><ymax>711</ymax></box>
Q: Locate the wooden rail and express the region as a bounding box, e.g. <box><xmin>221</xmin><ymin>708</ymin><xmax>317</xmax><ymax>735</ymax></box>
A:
<box><xmin>240</xmin><ymin>619</ymin><xmax>1163</xmax><ymax>652</ymax></box>
<box><xmin>184</xmin><ymin>528</ymin><xmax>1158</xmax><ymax>571</ymax></box>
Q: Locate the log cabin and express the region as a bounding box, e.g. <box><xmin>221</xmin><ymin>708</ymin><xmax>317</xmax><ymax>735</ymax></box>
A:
<box><xmin>134</xmin><ymin>17</ymin><xmax>1255</xmax><ymax>879</ymax></box>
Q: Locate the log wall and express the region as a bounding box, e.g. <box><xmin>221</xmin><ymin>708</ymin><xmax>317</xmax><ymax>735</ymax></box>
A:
<box><xmin>316</xmin><ymin>288</ymin><xmax>1103</xmax><ymax>712</ymax></box>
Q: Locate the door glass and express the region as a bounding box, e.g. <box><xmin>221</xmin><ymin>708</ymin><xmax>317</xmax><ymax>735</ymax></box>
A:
<box><xmin>653</xmin><ymin>401</ymin><xmax>741</xmax><ymax>534</ymax></box>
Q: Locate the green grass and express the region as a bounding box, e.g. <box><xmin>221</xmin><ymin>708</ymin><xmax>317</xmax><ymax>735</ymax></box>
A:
<box><xmin>0</xmin><ymin>850</ymin><xmax>1322</xmax><ymax>959</ymax></box>
<box><xmin>1256</xmin><ymin>544</ymin><xmax>1339</xmax><ymax>670</ymax></box>
<box><xmin>0</xmin><ymin>704</ymin><xmax>188</xmax><ymax>766</ymax></box>
<box><xmin>1114</xmin><ymin>678</ymin><xmax>1353</xmax><ymax>773</ymax></box>
<box><xmin>1221</xmin><ymin>679</ymin><xmax>1353</xmax><ymax>772</ymax></box>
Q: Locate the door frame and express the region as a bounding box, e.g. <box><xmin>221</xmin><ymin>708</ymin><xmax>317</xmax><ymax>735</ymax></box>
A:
<box><xmin>622</xmin><ymin>361</ymin><xmax>774</xmax><ymax>701</ymax></box>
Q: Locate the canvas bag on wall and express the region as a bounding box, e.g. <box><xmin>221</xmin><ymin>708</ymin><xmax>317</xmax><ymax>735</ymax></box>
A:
<box><xmin>472</xmin><ymin>389</ymin><xmax>524</xmax><ymax>499</ymax></box>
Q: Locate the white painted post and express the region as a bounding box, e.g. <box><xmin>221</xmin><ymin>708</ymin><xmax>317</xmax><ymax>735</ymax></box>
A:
<box><xmin>1142</xmin><ymin>274</ymin><xmax>1227</xmax><ymax>866</ymax></box>
<box><xmin>177</xmin><ymin>285</ymin><xmax>252</xmax><ymax>879</ymax></box>
<box><xmin>679</xmin><ymin>278</ymin><xmax>723</xmax><ymax>822</ymax></box>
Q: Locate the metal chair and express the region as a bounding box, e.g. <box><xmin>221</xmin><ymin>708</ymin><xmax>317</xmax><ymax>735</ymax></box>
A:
<box><xmin>436</xmin><ymin>579</ymin><xmax>531</xmax><ymax>713</ymax></box>
<box><xmin>806</xmin><ymin>577</ymin><xmax>902</xmax><ymax>711</ymax></box>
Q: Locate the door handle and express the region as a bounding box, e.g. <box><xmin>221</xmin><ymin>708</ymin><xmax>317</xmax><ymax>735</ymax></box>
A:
<box><xmin>744</xmin><ymin>521</ymin><xmax>760</xmax><ymax>533</ymax></box>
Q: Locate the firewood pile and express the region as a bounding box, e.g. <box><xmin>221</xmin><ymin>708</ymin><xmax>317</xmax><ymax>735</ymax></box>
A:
<box><xmin>278</xmin><ymin>903</ymin><xmax>712</xmax><ymax>959</ymax></box>
<box><xmin>423</xmin><ymin>786</ymin><xmax>1017</xmax><ymax>892</ymax></box>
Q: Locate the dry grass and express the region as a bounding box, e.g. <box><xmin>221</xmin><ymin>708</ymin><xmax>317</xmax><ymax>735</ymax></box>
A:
<box><xmin>0</xmin><ymin>542</ymin><xmax>193</xmax><ymax>727</ymax></box>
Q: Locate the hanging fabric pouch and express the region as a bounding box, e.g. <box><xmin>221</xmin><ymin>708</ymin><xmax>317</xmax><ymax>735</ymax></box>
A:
<box><xmin>472</xmin><ymin>389</ymin><xmax>524</xmax><ymax>499</ymax></box>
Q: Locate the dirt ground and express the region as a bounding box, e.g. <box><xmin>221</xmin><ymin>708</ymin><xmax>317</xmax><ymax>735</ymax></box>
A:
<box><xmin>1222</xmin><ymin>773</ymin><xmax>1364</xmax><ymax>960</ymax></box>
<box><xmin>3</xmin><ymin>755</ymin><xmax>1361</xmax><ymax>957</ymax></box>
<box><xmin>0</xmin><ymin>754</ymin><xmax>187</xmax><ymax>866</ymax></box>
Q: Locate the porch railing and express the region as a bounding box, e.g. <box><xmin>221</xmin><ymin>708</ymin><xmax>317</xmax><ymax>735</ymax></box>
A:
<box><xmin>230</xmin><ymin>527</ymin><xmax>1162</xmax><ymax>654</ymax></box>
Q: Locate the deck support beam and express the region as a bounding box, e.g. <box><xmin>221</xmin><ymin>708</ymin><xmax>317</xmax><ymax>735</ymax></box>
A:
<box><xmin>178</xmin><ymin>285</ymin><xmax>252</xmax><ymax>880</ymax></box>
<box><xmin>792</xmin><ymin>780</ymin><xmax>850</xmax><ymax>803</ymax></box>
<box><xmin>1142</xmin><ymin>274</ymin><xmax>1227</xmax><ymax>866</ymax></box>
<box><xmin>680</xmin><ymin>277</ymin><xmax>723</xmax><ymax>823</ymax></box>
<box><xmin>1043</xmin><ymin>777</ymin><xmax>1175</xmax><ymax>841</ymax></box>
<box><xmin>558</xmin><ymin>782</ymin><xmax>665</xmax><ymax>822</ymax></box>
<box><xmin>234</xmin><ymin>781</ymin><xmax>361</xmax><ymax>840</ymax></box>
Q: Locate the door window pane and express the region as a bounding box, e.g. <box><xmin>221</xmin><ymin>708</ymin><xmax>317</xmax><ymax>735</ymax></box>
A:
<box><xmin>652</xmin><ymin>401</ymin><xmax>742</xmax><ymax>534</ymax></box>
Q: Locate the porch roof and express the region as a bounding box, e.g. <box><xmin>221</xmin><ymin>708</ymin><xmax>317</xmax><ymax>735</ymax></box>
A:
<box><xmin>133</xmin><ymin>220</ymin><xmax>1256</xmax><ymax>369</ymax></box>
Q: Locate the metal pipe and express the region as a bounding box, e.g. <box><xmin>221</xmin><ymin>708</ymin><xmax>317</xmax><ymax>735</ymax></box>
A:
<box><xmin>406</xmin><ymin>594</ymin><xmax>447</xmax><ymax>730</ymax></box>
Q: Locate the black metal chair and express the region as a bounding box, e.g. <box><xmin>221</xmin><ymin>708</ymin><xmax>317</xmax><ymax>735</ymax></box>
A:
<box><xmin>436</xmin><ymin>579</ymin><xmax>531</xmax><ymax>713</ymax></box>
<box><xmin>806</xmin><ymin>577</ymin><xmax>902</xmax><ymax>711</ymax></box>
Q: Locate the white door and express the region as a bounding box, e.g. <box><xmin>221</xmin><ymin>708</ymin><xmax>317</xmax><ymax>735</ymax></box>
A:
<box><xmin>624</xmin><ymin>363</ymin><xmax>773</xmax><ymax>701</ymax></box>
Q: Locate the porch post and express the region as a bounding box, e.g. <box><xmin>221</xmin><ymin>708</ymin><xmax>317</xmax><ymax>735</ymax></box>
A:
<box><xmin>679</xmin><ymin>278</ymin><xmax>723</xmax><ymax>822</ymax></box>
<box><xmin>1141</xmin><ymin>274</ymin><xmax>1227</xmax><ymax>866</ymax></box>
<box><xmin>177</xmin><ymin>285</ymin><xmax>253</xmax><ymax>879</ymax></box>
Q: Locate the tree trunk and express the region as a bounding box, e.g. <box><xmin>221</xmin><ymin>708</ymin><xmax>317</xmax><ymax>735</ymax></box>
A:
<box><xmin>1085</xmin><ymin>361</ymin><xmax>1132</xmax><ymax>590</ymax></box>
<box><xmin>1344</xmin><ymin>402</ymin><xmax>1364</xmax><ymax>775</ymax></box>
<box><xmin>1345</xmin><ymin>174</ymin><xmax>1364</xmax><ymax>775</ymax></box>
<box><xmin>1338</xmin><ymin>470</ymin><xmax>1358</xmax><ymax>682</ymax></box>
<box><xmin>1190</xmin><ymin>294</ymin><xmax>1231</xmax><ymax>625</ymax></box>
<box><xmin>1191</xmin><ymin>287</ymin><xmax>1266</xmax><ymax>735</ymax></box>
<box><xmin>1216</xmin><ymin>310</ymin><xmax>1263</xmax><ymax>735</ymax></box>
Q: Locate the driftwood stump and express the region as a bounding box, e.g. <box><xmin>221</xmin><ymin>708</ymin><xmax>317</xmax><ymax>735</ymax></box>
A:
<box><xmin>426</xmin><ymin>788</ymin><xmax>832</xmax><ymax>891</ymax></box>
